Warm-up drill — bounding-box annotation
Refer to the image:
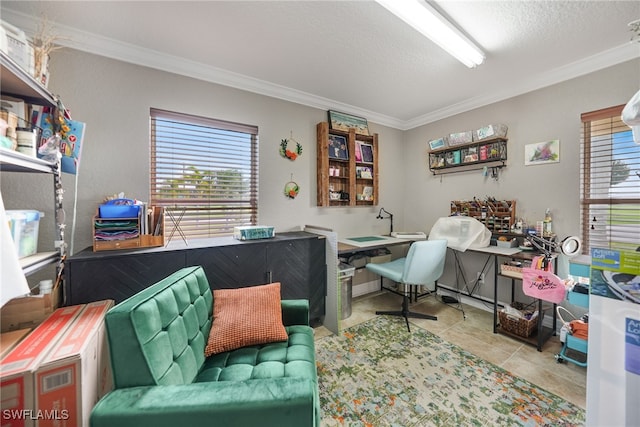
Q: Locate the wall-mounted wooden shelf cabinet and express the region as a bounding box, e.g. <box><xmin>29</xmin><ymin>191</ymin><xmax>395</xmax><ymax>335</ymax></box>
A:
<box><xmin>316</xmin><ymin>121</ymin><xmax>378</xmax><ymax>207</ymax></box>
<box><xmin>429</xmin><ymin>138</ymin><xmax>507</xmax><ymax>175</ymax></box>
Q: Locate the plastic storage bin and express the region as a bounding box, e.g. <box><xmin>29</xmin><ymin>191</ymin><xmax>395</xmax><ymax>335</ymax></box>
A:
<box><xmin>233</xmin><ymin>226</ymin><xmax>275</xmax><ymax>240</ymax></box>
<box><xmin>99</xmin><ymin>198</ymin><xmax>140</xmax><ymax>218</ymax></box>
<box><xmin>6</xmin><ymin>210</ymin><xmax>41</xmax><ymax>258</ymax></box>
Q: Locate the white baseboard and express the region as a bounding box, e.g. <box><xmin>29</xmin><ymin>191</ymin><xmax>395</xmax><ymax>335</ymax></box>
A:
<box><xmin>355</xmin><ymin>280</ymin><xmax>559</xmax><ymax>332</ymax></box>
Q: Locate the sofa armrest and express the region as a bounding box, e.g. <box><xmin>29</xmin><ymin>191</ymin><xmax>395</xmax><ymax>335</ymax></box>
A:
<box><xmin>91</xmin><ymin>378</ymin><xmax>316</xmax><ymax>427</ymax></box>
<box><xmin>281</xmin><ymin>299</ymin><xmax>309</xmax><ymax>326</ymax></box>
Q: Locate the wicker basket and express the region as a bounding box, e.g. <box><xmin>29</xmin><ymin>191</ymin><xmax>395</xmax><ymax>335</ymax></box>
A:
<box><xmin>499</xmin><ymin>302</ymin><xmax>542</xmax><ymax>337</ymax></box>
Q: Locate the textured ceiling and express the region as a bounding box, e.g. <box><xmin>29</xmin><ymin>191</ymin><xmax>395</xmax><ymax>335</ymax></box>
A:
<box><xmin>2</xmin><ymin>1</ymin><xmax>639</xmax><ymax>130</ymax></box>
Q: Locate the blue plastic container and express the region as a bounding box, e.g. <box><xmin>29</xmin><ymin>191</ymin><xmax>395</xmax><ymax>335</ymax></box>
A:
<box><xmin>99</xmin><ymin>199</ymin><xmax>140</xmax><ymax>218</ymax></box>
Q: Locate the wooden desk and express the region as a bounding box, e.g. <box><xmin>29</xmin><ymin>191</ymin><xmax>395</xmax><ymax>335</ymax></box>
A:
<box><xmin>337</xmin><ymin>235</ymin><xmax>412</xmax><ymax>255</ymax></box>
<box><xmin>450</xmin><ymin>245</ymin><xmax>522</xmax><ymax>296</ymax></box>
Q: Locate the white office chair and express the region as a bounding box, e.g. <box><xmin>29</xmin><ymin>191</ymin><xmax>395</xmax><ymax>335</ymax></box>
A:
<box><xmin>365</xmin><ymin>239</ymin><xmax>448</xmax><ymax>332</ymax></box>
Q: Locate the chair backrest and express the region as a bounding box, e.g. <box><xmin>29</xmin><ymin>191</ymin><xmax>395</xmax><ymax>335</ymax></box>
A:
<box><xmin>105</xmin><ymin>266</ymin><xmax>213</xmax><ymax>388</ymax></box>
<box><xmin>401</xmin><ymin>239</ymin><xmax>448</xmax><ymax>288</ymax></box>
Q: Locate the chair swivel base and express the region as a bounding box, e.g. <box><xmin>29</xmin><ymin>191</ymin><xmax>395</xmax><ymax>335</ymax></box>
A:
<box><xmin>376</xmin><ymin>295</ymin><xmax>436</xmax><ymax>332</ymax></box>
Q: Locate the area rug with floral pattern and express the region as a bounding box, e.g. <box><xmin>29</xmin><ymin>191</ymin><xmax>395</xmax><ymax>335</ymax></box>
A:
<box><xmin>316</xmin><ymin>316</ymin><xmax>585</xmax><ymax>426</ymax></box>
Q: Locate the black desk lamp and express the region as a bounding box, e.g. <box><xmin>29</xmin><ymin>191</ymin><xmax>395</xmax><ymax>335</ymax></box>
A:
<box><xmin>376</xmin><ymin>207</ymin><xmax>394</xmax><ymax>234</ymax></box>
<box><xmin>525</xmin><ymin>234</ymin><xmax>582</xmax><ymax>268</ymax></box>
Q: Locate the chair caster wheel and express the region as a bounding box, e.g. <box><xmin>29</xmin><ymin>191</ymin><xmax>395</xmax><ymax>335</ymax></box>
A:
<box><xmin>555</xmin><ymin>354</ymin><xmax>564</xmax><ymax>363</ymax></box>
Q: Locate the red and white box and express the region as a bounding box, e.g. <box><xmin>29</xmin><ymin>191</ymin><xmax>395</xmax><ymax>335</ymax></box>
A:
<box><xmin>0</xmin><ymin>305</ymin><xmax>84</xmax><ymax>427</ymax></box>
<box><xmin>34</xmin><ymin>300</ymin><xmax>114</xmax><ymax>427</ymax></box>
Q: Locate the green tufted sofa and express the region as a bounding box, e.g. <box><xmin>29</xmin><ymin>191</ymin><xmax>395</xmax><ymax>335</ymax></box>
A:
<box><xmin>90</xmin><ymin>266</ymin><xmax>320</xmax><ymax>427</ymax></box>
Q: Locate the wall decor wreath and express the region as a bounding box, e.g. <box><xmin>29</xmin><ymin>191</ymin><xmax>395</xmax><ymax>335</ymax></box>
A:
<box><xmin>284</xmin><ymin>181</ymin><xmax>300</xmax><ymax>199</ymax></box>
<box><xmin>280</xmin><ymin>138</ymin><xmax>303</xmax><ymax>161</ymax></box>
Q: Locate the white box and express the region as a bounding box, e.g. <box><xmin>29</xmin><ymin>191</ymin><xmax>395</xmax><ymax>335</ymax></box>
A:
<box><xmin>0</xmin><ymin>305</ymin><xmax>84</xmax><ymax>427</ymax></box>
<box><xmin>1</xmin><ymin>20</ymin><xmax>33</xmax><ymax>74</ymax></box>
<box><xmin>35</xmin><ymin>300</ymin><xmax>114</xmax><ymax>427</ymax></box>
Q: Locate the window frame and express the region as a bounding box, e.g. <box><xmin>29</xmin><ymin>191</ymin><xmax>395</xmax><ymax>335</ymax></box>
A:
<box><xmin>580</xmin><ymin>104</ymin><xmax>640</xmax><ymax>253</ymax></box>
<box><xmin>150</xmin><ymin>108</ymin><xmax>259</xmax><ymax>240</ymax></box>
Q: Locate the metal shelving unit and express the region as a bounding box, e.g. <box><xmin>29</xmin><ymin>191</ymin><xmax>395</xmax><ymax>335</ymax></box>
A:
<box><xmin>492</xmin><ymin>251</ymin><xmax>558</xmax><ymax>351</ymax></box>
<box><xmin>1</xmin><ymin>52</ymin><xmax>66</xmax><ymax>292</ymax></box>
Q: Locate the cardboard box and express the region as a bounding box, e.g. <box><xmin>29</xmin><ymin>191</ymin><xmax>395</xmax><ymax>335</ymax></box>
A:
<box><xmin>35</xmin><ymin>300</ymin><xmax>114</xmax><ymax>427</ymax></box>
<box><xmin>0</xmin><ymin>329</ymin><xmax>31</xmax><ymax>359</ymax></box>
<box><xmin>1</xmin><ymin>285</ymin><xmax>61</xmax><ymax>333</ymax></box>
<box><xmin>0</xmin><ymin>305</ymin><xmax>84</xmax><ymax>427</ymax></box>
<box><xmin>366</xmin><ymin>254</ymin><xmax>391</xmax><ymax>264</ymax></box>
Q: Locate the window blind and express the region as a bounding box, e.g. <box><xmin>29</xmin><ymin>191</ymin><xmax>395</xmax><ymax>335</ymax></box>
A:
<box><xmin>150</xmin><ymin>108</ymin><xmax>258</xmax><ymax>239</ymax></box>
<box><xmin>580</xmin><ymin>105</ymin><xmax>640</xmax><ymax>253</ymax></box>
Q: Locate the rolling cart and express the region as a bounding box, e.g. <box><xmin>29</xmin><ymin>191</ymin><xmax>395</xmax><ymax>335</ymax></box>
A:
<box><xmin>555</xmin><ymin>290</ymin><xmax>589</xmax><ymax>367</ymax></box>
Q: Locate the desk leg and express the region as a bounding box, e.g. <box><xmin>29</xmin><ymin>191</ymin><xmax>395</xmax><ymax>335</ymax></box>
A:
<box><xmin>537</xmin><ymin>298</ymin><xmax>544</xmax><ymax>351</ymax></box>
<box><xmin>493</xmin><ymin>254</ymin><xmax>498</xmax><ymax>333</ymax></box>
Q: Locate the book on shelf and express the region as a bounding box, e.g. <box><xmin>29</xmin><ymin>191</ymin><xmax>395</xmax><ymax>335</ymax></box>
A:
<box><xmin>153</xmin><ymin>207</ymin><xmax>164</xmax><ymax>236</ymax></box>
<box><xmin>362</xmin><ymin>186</ymin><xmax>373</xmax><ymax>199</ymax></box>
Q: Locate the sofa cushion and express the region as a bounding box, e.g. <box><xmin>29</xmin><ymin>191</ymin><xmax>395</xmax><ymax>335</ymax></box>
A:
<box><xmin>205</xmin><ymin>283</ymin><xmax>288</xmax><ymax>356</ymax></box>
<box><xmin>197</xmin><ymin>324</ymin><xmax>315</xmax><ymax>382</ymax></box>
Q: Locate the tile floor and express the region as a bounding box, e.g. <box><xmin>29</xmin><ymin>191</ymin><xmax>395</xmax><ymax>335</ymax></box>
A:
<box><xmin>314</xmin><ymin>291</ymin><xmax>587</xmax><ymax>410</ymax></box>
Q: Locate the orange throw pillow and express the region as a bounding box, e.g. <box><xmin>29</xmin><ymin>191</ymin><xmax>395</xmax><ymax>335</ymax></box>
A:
<box><xmin>204</xmin><ymin>282</ymin><xmax>288</xmax><ymax>356</ymax></box>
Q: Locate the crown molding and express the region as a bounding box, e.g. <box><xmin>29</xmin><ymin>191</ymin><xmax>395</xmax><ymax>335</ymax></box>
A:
<box><xmin>4</xmin><ymin>8</ymin><xmax>638</xmax><ymax>132</ymax></box>
<box><xmin>405</xmin><ymin>42</ymin><xmax>640</xmax><ymax>129</ymax></box>
<box><xmin>3</xmin><ymin>8</ymin><xmax>403</xmax><ymax>130</ymax></box>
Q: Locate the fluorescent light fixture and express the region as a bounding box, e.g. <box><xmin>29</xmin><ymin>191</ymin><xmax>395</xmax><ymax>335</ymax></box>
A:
<box><xmin>375</xmin><ymin>0</ymin><xmax>485</xmax><ymax>68</ymax></box>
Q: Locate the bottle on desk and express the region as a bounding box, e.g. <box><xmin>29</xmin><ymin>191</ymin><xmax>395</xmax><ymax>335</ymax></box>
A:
<box><xmin>543</xmin><ymin>208</ymin><xmax>553</xmax><ymax>236</ymax></box>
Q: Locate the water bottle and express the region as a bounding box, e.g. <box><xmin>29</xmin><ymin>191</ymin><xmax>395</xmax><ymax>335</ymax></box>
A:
<box><xmin>543</xmin><ymin>208</ymin><xmax>553</xmax><ymax>236</ymax></box>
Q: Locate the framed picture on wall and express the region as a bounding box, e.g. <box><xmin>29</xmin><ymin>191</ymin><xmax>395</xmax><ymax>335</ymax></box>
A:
<box><xmin>328</xmin><ymin>110</ymin><xmax>370</xmax><ymax>136</ymax></box>
<box><xmin>328</xmin><ymin>134</ymin><xmax>348</xmax><ymax>160</ymax></box>
<box><xmin>524</xmin><ymin>139</ymin><xmax>560</xmax><ymax>165</ymax></box>
<box><xmin>358</xmin><ymin>142</ymin><xmax>374</xmax><ymax>163</ymax></box>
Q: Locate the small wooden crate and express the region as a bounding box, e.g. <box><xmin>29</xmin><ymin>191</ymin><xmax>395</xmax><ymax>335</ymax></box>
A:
<box><xmin>499</xmin><ymin>302</ymin><xmax>542</xmax><ymax>337</ymax></box>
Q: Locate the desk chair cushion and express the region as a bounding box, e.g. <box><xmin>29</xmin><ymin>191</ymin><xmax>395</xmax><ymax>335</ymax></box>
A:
<box><xmin>365</xmin><ymin>239</ymin><xmax>447</xmax><ymax>287</ymax></box>
<box><xmin>402</xmin><ymin>239</ymin><xmax>447</xmax><ymax>287</ymax></box>
<box><xmin>365</xmin><ymin>258</ymin><xmax>405</xmax><ymax>283</ymax></box>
